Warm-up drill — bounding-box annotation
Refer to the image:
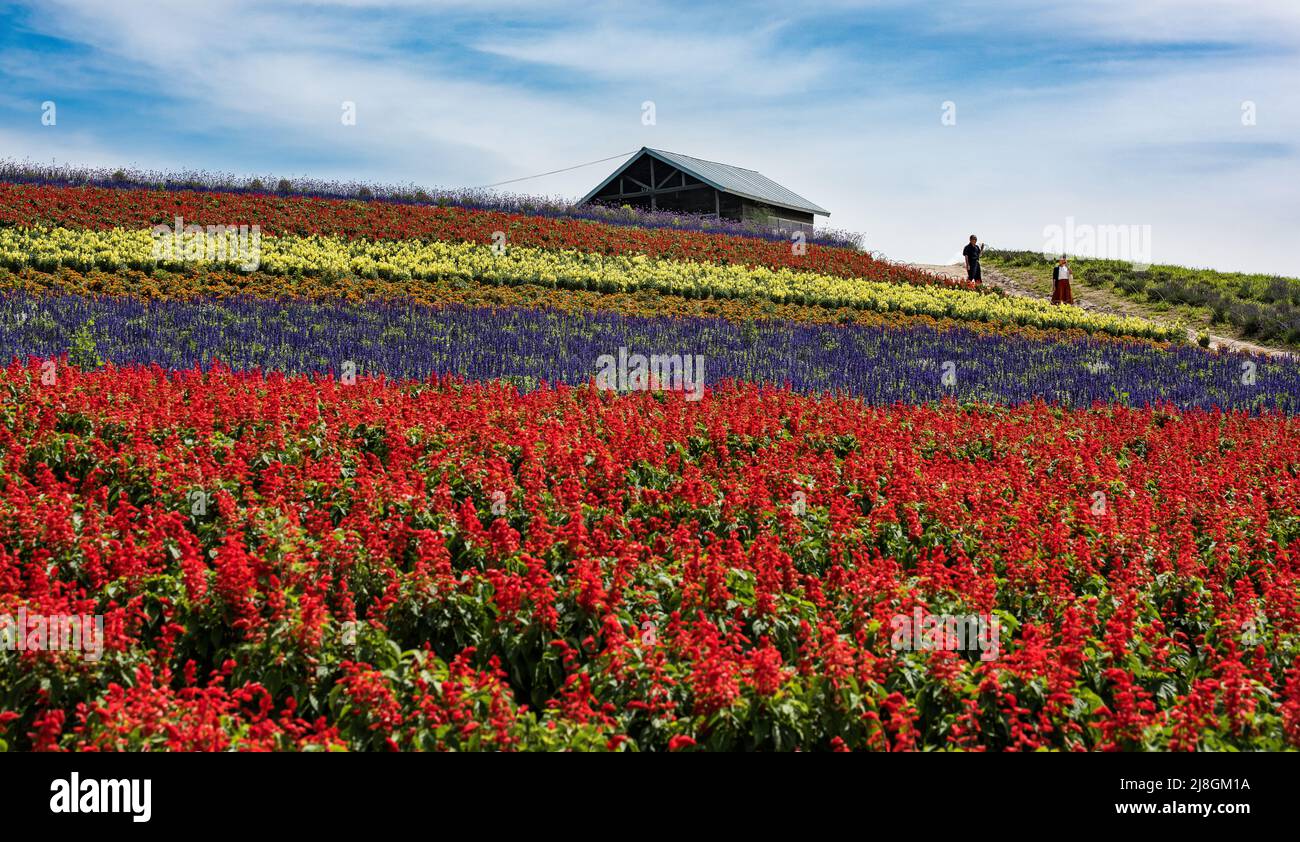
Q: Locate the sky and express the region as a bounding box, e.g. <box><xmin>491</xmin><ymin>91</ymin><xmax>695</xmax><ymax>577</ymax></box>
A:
<box><xmin>1</xmin><ymin>0</ymin><xmax>1298</xmax><ymax>274</ymax></box>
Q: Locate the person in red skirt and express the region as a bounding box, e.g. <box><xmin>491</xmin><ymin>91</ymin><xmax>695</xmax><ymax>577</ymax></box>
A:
<box><xmin>1051</xmin><ymin>255</ymin><xmax>1074</xmax><ymax>305</ymax></box>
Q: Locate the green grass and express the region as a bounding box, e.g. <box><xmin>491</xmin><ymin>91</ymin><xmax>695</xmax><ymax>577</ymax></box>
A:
<box><xmin>984</xmin><ymin>250</ymin><xmax>1300</xmax><ymax>348</ymax></box>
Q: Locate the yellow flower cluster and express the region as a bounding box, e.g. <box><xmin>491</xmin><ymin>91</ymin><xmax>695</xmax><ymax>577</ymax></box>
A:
<box><xmin>0</xmin><ymin>225</ymin><xmax>1183</xmax><ymax>341</ymax></box>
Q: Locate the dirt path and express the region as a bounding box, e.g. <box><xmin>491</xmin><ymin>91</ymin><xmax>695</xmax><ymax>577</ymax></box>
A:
<box><xmin>911</xmin><ymin>262</ymin><xmax>1294</xmax><ymax>358</ymax></box>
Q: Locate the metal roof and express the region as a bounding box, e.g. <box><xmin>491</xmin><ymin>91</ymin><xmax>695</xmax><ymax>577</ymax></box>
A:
<box><xmin>578</xmin><ymin>147</ymin><xmax>830</xmax><ymax>217</ymax></box>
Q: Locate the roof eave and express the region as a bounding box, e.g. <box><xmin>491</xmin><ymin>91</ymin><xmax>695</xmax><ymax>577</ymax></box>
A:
<box><xmin>577</xmin><ymin>146</ymin><xmax>830</xmax><ymax>217</ymax></box>
<box><xmin>575</xmin><ymin>147</ymin><xmax>649</xmax><ymax>206</ymax></box>
<box><xmin>645</xmin><ymin>149</ymin><xmax>828</xmax><ymax>216</ymax></box>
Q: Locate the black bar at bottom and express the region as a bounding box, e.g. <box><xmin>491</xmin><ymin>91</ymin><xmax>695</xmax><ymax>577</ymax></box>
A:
<box><xmin>0</xmin><ymin>750</ymin><xmax>1290</xmax><ymax>830</ymax></box>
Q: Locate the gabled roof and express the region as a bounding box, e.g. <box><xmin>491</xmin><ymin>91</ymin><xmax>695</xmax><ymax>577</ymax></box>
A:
<box><xmin>578</xmin><ymin>147</ymin><xmax>830</xmax><ymax>217</ymax></box>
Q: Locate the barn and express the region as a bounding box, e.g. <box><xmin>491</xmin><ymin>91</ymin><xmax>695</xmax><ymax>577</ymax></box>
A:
<box><xmin>577</xmin><ymin>147</ymin><xmax>829</xmax><ymax>235</ymax></box>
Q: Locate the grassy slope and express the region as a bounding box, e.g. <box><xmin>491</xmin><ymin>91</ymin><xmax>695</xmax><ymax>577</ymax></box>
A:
<box><xmin>984</xmin><ymin>250</ymin><xmax>1300</xmax><ymax>350</ymax></box>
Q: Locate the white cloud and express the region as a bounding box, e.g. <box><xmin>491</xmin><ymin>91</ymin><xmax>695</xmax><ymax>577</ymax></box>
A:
<box><xmin>475</xmin><ymin>22</ymin><xmax>838</xmax><ymax>98</ymax></box>
<box><xmin>7</xmin><ymin>0</ymin><xmax>1300</xmax><ymax>274</ymax></box>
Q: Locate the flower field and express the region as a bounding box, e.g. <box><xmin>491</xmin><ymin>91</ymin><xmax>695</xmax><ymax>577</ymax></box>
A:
<box><xmin>0</xmin><ymin>225</ymin><xmax>1179</xmax><ymax>340</ymax></box>
<box><xmin>2</xmin><ymin>293</ymin><xmax>1295</xmax><ymax>411</ymax></box>
<box><xmin>2</xmin><ymin>365</ymin><xmax>1300</xmax><ymax>751</ymax></box>
<box><xmin>0</xmin><ymin>182</ymin><xmax>953</xmax><ymax>288</ymax></box>
<box><xmin>0</xmin><ymin>163</ymin><xmax>868</xmax><ymax>249</ymax></box>
<box><xmin>1</xmin><ymin>176</ymin><xmax>1298</xmax><ymax>752</ymax></box>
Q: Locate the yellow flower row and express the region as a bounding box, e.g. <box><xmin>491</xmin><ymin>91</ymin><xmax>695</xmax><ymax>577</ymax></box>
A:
<box><xmin>0</xmin><ymin>225</ymin><xmax>1183</xmax><ymax>341</ymax></box>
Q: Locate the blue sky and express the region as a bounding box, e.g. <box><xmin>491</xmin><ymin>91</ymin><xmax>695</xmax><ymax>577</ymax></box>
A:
<box><xmin>1</xmin><ymin>0</ymin><xmax>1298</xmax><ymax>273</ymax></box>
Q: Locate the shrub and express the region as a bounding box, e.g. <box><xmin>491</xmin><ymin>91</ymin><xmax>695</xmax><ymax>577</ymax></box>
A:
<box><xmin>67</xmin><ymin>319</ymin><xmax>104</xmax><ymax>369</ymax></box>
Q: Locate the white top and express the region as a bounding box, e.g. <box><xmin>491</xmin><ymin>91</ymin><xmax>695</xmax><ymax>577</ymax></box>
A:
<box><xmin>1058</xmin><ymin>266</ymin><xmax>1071</xmax><ymax>279</ymax></box>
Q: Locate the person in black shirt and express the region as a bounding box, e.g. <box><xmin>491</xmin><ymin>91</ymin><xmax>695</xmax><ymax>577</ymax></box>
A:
<box><xmin>962</xmin><ymin>235</ymin><xmax>984</xmax><ymax>281</ymax></box>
